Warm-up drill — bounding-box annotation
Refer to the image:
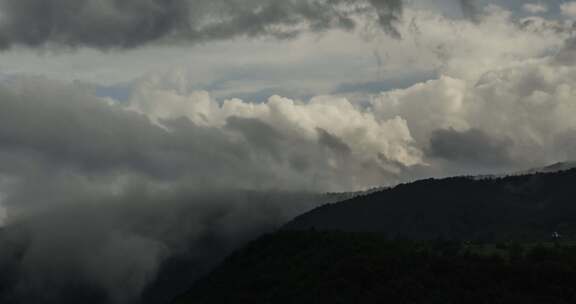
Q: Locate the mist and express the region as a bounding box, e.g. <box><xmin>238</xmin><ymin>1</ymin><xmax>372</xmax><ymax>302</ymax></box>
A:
<box><xmin>0</xmin><ymin>188</ymin><xmax>324</xmax><ymax>303</ymax></box>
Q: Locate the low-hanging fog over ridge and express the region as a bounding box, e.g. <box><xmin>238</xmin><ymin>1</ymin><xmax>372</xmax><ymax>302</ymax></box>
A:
<box><xmin>2</xmin><ymin>1</ymin><xmax>576</xmax><ymax>303</ymax></box>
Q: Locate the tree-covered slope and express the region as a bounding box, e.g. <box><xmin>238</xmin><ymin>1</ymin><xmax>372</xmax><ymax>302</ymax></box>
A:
<box><xmin>175</xmin><ymin>169</ymin><xmax>576</xmax><ymax>303</ymax></box>
<box><xmin>175</xmin><ymin>231</ymin><xmax>576</xmax><ymax>304</ymax></box>
<box><xmin>285</xmin><ymin>169</ymin><xmax>576</xmax><ymax>241</ymax></box>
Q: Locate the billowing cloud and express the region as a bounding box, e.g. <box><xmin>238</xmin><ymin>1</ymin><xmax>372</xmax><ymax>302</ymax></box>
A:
<box><xmin>0</xmin><ymin>77</ymin><xmax>423</xmax><ymax>195</ymax></box>
<box><xmin>360</xmin><ymin>5</ymin><xmax>576</xmax><ymax>174</ymax></box>
<box><xmin>371</xmin><ymin>56</ymin><xmax>576</xmax><ymax>172</ymax></box>
<box><xmin>128</xmin><ymin>79</ymin><xmax>423</xmax><ymax>183</ymax></box>
<box><xmin>0</xmin><ymin>0</ymin><xmax>402</xmax><ymax>50</ymax></box>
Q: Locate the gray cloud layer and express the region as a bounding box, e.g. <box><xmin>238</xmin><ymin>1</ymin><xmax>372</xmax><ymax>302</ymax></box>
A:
<box><xmin>0</xmin><ymin>0</ymin><xmax>402</xmax><ymax>49</ymax></box>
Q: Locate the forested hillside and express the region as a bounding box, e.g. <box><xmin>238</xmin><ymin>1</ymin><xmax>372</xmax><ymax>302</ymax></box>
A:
<box><xmin>176</xmin><ymin>231</ymin><xmax>576</xmax><ymax>304</ymax></box>
<box><xmin>286</xmin><ymin>169</ymin><xmax>576</xmax><ymax>242</ymax></box>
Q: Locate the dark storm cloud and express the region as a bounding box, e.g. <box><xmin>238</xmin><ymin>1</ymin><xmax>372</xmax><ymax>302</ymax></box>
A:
<box><xmin>0</xmin><ymin>79</ymin><xmax>166</xmax><ymax>176</ymax></box>
<box><xmin>0</xmin><ymin>0</ymin><xmax>403</xmax><ymax>50</ymax></box>
<box><xmin>0</xmin><ymin>78</ymin><xmax>310</xmax><ymax>189</ymax></box>
<box><xmin>428</xmin><ymin>128</ymin><xmax>514</xmax><ymax>166</ymax></box>
<box><xmin>369</xmin><ymin>0</ymin><xmax>403</xmax><ymax>38</ymax></box>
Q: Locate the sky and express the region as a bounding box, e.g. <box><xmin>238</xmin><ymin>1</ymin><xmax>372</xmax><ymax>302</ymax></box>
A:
<box><xmin>1</xmin><ymin>0</ymin><xmax>576</xmax><ymax>303</ymax></box>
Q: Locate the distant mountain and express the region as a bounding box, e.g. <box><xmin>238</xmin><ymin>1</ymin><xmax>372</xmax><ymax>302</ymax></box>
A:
<box><xmin>522</xmin><ymin>161</ymin><xmax>576</xmax><ymax>174</ymax></box>
<box><xmin>285</xmin><ymin>169</ymin><xmax>576</xmax><ymax>241</ymax></box>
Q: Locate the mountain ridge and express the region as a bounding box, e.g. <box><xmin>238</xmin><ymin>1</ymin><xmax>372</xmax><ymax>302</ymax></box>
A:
<box><xmin>284</xmin><ymin>168</ymin><xmax>576</xmax><ymax>241</ymax></box>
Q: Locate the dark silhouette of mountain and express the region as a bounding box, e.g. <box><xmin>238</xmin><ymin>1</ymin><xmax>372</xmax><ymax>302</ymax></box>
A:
<box><xmin>174</xmin><ymin>230</ymin><xmax>576</xmax><ymax>304</ymax></box>
<box><xmin>285</xmin><ymin>169</ymin><xmax>576</xmax><ymax>242</ymax></box>
<box><xmin>521</xmin><ymin>161</ymin><xmax>576</xmax><ymax>174</ymax></box>
<box><xmin>173</xmin><ymin>169</ymin><xmax>576</xmax><ymax>303</ymax></box>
